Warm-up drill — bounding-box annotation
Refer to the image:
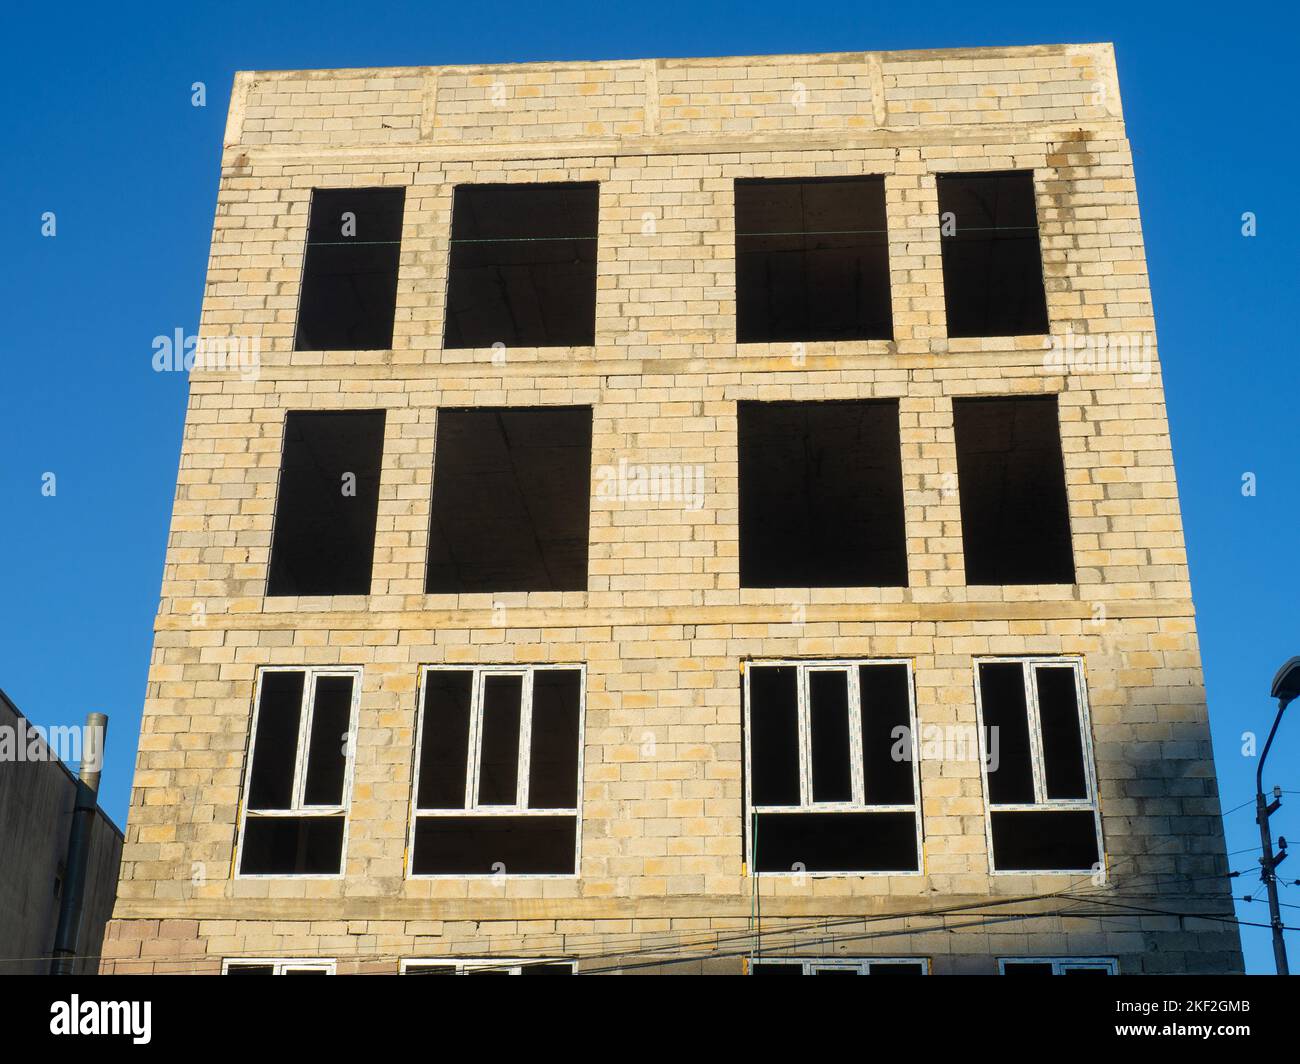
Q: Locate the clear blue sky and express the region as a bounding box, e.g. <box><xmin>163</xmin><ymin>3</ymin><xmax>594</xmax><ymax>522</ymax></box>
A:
<box><xmin>2</xmin><ymin>0</ymin><xmax>1294</xmax><ymax>973</ymax></box>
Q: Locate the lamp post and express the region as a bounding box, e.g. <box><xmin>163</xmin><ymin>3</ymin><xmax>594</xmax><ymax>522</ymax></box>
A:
<box><xmin>1257</xmin><ymin>657</ymin><xmax>1300</xmax><ymax>976</ymax></box>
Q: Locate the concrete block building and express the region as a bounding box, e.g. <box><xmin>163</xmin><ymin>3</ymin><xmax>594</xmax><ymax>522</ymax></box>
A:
<box><xmin>103</xmin><ymin>42</ymin><xmax>1243</xmax><ymax>975</ymax></box>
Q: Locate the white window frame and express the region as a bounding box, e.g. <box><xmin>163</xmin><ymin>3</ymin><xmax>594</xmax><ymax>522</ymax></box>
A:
<box><xmin>222</xmin><ymin>958</ymin><xmax>336</xmax><ymax>975</ymax></box>
<box><xmin>973</xmin><ymin>656</ymin><xmax>1103</xmax><ymax>875</ymax></box>
<box><xmin>750</xmin><ymin>957</ymin><xmax>929</xmax><ymax>975</ymax></box>
<box><xmin>235</xmin><ymin>666</ymin><xmax>363</xmax><ymax>880</ymax></box>
<box><xmin>400</xmin><ymin>958</ymin><xmax>576</xmax><ymax>975</ymax></box>
<box><xmin>997</xmin><ymin>956</ymin><xmax>1117</xmax><ymax>975</ymax></box>
<box><xmin>407</xmin><ymin>663</ymin><xmax>586</xmax><ymax>879</ymax></box>
<box><xmin>742</xmin><ymin>658</ymin><xmax>923</xmax><ymax>877</ymax></box>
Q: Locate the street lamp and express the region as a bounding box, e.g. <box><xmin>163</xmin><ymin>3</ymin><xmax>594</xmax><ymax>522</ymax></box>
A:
<box><xmin>1257</xmin><ymin>656</ymin><xmax>1300</xmax><ymax>975</ymax></box>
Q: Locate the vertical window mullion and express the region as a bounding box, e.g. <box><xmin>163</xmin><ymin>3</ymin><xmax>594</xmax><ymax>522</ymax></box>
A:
<box><xmin>466</xmin><ymin>671</ymin><xmax>485</xmax><ymax>811</ymax></box>
<box><xmin>1073</xmin><ymin>664</ymin><xmax>1095</xmax><ymax>802</ymax></box>
<box><xmin>517</xmin><ymin>669</ymin><xmax>535</xmax><ymax>809</ymax></box>
<box><xmin>291</xmin><ymin>673</ymin><xmax>316</xmax><ymax>811</ymax></box>
<box><xmin>847</xmin><ymin>666</ymin><xmax>865</xmax><ymax>806</ymax></box>
<box><xmin>796</xmin><ymin>666</ymin><xmax>811</xmax><ymax>807</ymax></box>
<box><xmin>1023</xmin><ymin>662</ymin><xmax>1048</xmax><ymax>805</ymax></box>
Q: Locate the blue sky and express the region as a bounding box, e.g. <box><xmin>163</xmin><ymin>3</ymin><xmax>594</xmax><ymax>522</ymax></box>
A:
<box><xmin>2</xmin><ymin>0</ymin><xmax>1295</xmax><ymax>973</ymax></box>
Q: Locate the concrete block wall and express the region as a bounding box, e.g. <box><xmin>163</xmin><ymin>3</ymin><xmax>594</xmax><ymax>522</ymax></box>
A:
<box><xmin>102</xmin><ymin>42</ymin><xmax>1243</xmax><ymax>975</ymax></box>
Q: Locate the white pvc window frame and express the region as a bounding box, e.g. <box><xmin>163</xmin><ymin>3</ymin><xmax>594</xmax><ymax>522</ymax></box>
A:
<box><xmin>997</xmin><ymin>956</ymin><xmax>1118</xmax><ymax>975</ymax></box>
<box><xmin>973</xmin><ymin>656</ymin><xmax>1103</xmax><ymax>875</ymax></box>
<box><xmin>235</xmin><ymin>666</ymin><xmax>363</xmax><ymax>880</ymax></box>
<box><xmin>407</xmin><ymin>663</ymin><xmax>586</xmax><ymax>879</ymax></box>
<box><xmin>222</xmin><ymin>958</ymin><xmax>337</xmax><ymax>975</ymax></box>
<box><xmin>751</xmin><ymin>957</ymin><xmax>929</xmax><ymax>975</ymax></box>
<box><xmin>742</xmin><ymin>658</ymin><xmax>923</xmax><ymax>877</ymax></box>
<box><xmin>400</xmin><ymin>957</ymin><xmax>576</xmax><ymax>975</ymax></box>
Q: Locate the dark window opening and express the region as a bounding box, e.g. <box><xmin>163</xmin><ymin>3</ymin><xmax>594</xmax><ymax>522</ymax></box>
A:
<box><xmin>1036</xmin><ymin>667</ymin><xmax>1088</xmax><ymax>800</ymax></box>
<box><xmin>738</xmin><ymin>400</ymin><xmax>908</xmax><ymax>588</ymax></box>
<box><xmin>295</xmin><ymin>187</ymin><xmax>404</xmax><ymax>351</ymax></box>
<box><xmin>749</xmin><ymin>666</ymin><xmax>801</xmax><ymax>807</ymax></box>
<box><xmin>859</xmin><ymin>664</ymin><xmax>914</xmax><ymax>805</ymax></box>
<box><xmin>528</xmin><ymin>669</ymin><xmax>582</xmax><ymax>809</ymax></box>
<box><xmin>240</xmin><ymin>670</ymin><xmax>355</xmax><ymax>876</ymax></box>
<box><xmin>978</xmin><ymin>660</ymin><xmax>1099</xmax><ymax>872</ymax></box>
<box><xmin>443</xmin><ymin>182</ymin><xmax>599</xmax><ymax>349</ymax></box>
<box><xmin>267</xmin><ymin>411</ymin><xmax>386</xmax><ymax>596</ymax></box>
<box><xmin>412</xmin><ymin>666</ymin><xmax>583</xmax><ymax>875</ymax></box>
<box><xmin>416</xmin><ymin>670</ymin><xmax>473</xmax><ymax>810</ymax></box>
<box><xmin>240</xmin><ymin>816</ymin><xmax>346</xmax><ymax>876</ymax></box>
<box><xmin>808</xmin><ymin>671</ymin><xmax>852</xmax><ymax>803</ymax></box>
<box><xmin>426</xmin><ymin>407</ymin><xmax>592</xmax><ymax>594</ymax></box>
<box><xmin>735</xmin><ymin>176</ymin><xmax>893</xmax><ymax>342</ymax></box>
<box><xmin>936</xmin><ymin>170</ymin><xmax>1048</xmax><ymax>337</ymax></box>
<box><xmin>411</xmin><ymin>816</ymin><xmax>576</xmax><ymax>875</ymax></box>
<box><xmin>989</xmin><ymin>810</ymin><xmax>1099</xmax><ymax>870</ymax></box>
<box><xmin>753</xmin><ymin>812</ymin><xmax>918</xmax><ymax>873</ymax></box>
<box><xmin>1000</xmin><ymin>962</ymin><xmax>1056</xmax><ymax>975</ymax></box>
<box><xmin>952</xmin><ymin>396</ymin><xmax>1074</xmax><ymax>585</ymax></box>
<box><xmin>978</xmin><ymin>662</ymin><xmax>1035</xmax><ymax>805</ymax></box>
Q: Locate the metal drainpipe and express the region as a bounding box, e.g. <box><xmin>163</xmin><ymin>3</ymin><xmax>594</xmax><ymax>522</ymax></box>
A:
<box><xmin>51</xmin><ymin>712</ymin><xmax>108</xmax><ymax>976</ymax></box>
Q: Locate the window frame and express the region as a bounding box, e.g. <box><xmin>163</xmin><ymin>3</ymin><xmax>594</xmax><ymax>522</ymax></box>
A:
<box><xmin>742</xmin><ymin>658</ymin><xmax>923</xmax><ymax>877</ymax></box>
<box><xmin>222</xmin><ymin>958</ymin><xmax>337</xmax><ymax>975</ymax></box>
<box><xmin>750</xmin><ymin>957</ymin><xmax>929</xmax><ymax>975</ymax></box>
<box><xmin>407</xmin><ymin>663</ymin><xmax>586</xmax><ymax>879</ymax></box>
<box><xmin>997</xmin><ymin>956</ymin><xmax>1118</xmax><ymax>975</ymax></box>
<box><xmin>973</xmin><ymin>656</ymin><xmax>1103</xmax><ymax>875</ymax></box>
<box><xmin>235</xmin><ymin>666</ymin><xmax>363</xmax><ymax>880</ymax></box>
<box><xmin>400</xmin><ymin>957</ymin><xmax>576</xmax><ymax>975</ymax></box>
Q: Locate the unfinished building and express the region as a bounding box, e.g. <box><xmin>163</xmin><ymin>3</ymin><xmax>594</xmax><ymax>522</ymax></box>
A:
<box><xmin>103</xmin><ymin>42</ymin><xmax>1242</xmax><ymax>975</ymax></box>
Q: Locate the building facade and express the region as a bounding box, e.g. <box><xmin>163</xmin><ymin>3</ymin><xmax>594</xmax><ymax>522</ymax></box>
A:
<box><xmin>103</xmin><ymin>43</ymin><xmax>1243</xmax><ymax>975</ymax></box>
<box><xmin>1</xmin><ymin>691</ymin><xmax>123</xmax><ymax>975</ymax></box>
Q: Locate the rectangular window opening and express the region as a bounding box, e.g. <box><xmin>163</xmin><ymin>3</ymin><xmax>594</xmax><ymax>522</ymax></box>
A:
<box><xmin>295</xmin><ymin>187</ymin><xmax>404</xmax><ymax>351</ymax></box>
<box><xmin>998</xmin><ymin>957</ymin><xmax>1117</xmax><ymax>975</ymax></box>
<box><xmin>266</xmin><ymin>410</ymin><xmax>386</xmax><ymax>596</ymax></box>
<box><xmin>976</xmin><ymin>658</ymin><xmax>1101</xmax><ymax>873</ymax></box>
<box><xmin>936</xmin><ymin>170</ymin><xmax>1048</xmax><ymax>338</ymax></box>
<box><xmin>443</xmin><ymin>182</ymin><xmax>599</xmax><ymax>349</ymax></box>
<box><xmin>224</xmin><ymin>959</ymin><xmax>336</xmax><ymax>975</ymax></box>
<box><xmin>425</xmin><ymin>406</ymin><xmax>592</xmax><ymax>594</ymax></box>
<box><xmin>410</xmin><ymin>665</ymin><xmax>584</xmax><ymax>876</ymax></box>
<box><xmin>952</xmin><ymin>395</ymin><xmax>1074</xmax><ymax>585</ymax></box>
<box><xmin>401</xmin><ymin>959</ymin><xmax>575</xmax><ymax>975</ymax></box>
<box><xmin>738</xmin><ymin>400</ymin><xmax>907</xmax><ymax>589</ymax></box>
<box><xmin>751</xmin><ymin>958</ymin><xmax>928</xmax><ymax>975</ymax></box>
<box><xmin>745</xmin><ymin>660</ymin><xmax>920</xmax><ymax>874</ymax></box>
<box><xmin>735</xmin><ymin>176</ymin><xmax>893</xmax><ymax>342</ymax></box>
<box><xmin>238</xmin><ymin>669</ymin><xmax>359</xmax><ymax>877</ymax></box>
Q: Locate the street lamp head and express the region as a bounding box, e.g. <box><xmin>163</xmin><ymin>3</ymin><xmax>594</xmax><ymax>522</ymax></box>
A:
<box><xmin>1270</xmin><ymin>656</ymin><xmax>1300</xmax><ymax>706</ymax></box>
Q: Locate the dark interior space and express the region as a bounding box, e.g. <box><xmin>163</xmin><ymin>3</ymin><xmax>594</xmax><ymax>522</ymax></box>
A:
<box><xmin>411</xmin><ymin>816</ymin><xmax>577</xmax><ymax>875</ymax></box>
<box><xmin>425</xmin><ymin>406</ymin><xmax>592</xmax><ymax>593</ymax></box>
<box><xmin>1035</xmin><ymin>666</ymin><xmax>1088</xmax><ymax>800</ymax></box>
<box><xmin>749</xmin><ymin>665</ymin><xmax>800</xmax><ymax>806</ymax></box>
<box><xmin>735</xmin><ymin>176</ymin><xmax>893</xmax><ymax>342</ymax></box>
<box><xmin>936</xmin><ymin>170</ymin><xmax>1048</xmax><ymax>337</ymax></box>
<box><xmin>417</xmin><ymin>670</ymin><xmax>474</xmax><ymax>809</ymax></box>
<box><xmin>239</xmin><ymin>816</ymin><xmax>346</xmax><ymax>876</ymax></box>
<box><xmin>952</xmin><ymin>395</ymin><xmax>1074</xmax><ymax>585</ymax></box>
<box><xmin>989</xmin><ymin>809</ymin><xmax>1100</xmax><ymax>871</ymax></box>
<box><xmin>808</xmin><ymin>670</ymin><xmax>852</xmax><ymax>803</ymax></box>
<box><xmin>738</xmin><ymin>399</ymin><xmax>908</xmax><ymax>588</ymax></box>
<box><xmin>528</xmin><ymin>669</ymin><xmax>582</xmax><ymax>809</ymax></box>
<box><xmin>443</xmin><ymin>182</ymin><xmax>599</xmax><ymax>349</ymax></box>
<box><xmin>977</xmin><ymin>661</ymin><xmax>1036</xmax><ymax>804</ymax></box>
<box><xmin>859</xmin><ymin>663</ymin><xmax>914</xmax><ymax>804</ymax></box>
<box><xmin>753</xmin><ymin>811</ymin><xmax>918</xmax><ymax>873</ymax></box>
<box><xmin>295</xmin><ymin>187</ymin><xmax>404</xmax><ymax>351</ymax></box>
<box><xmin>247</xmin><ymin>671</ymin><xmax>305</xmax><ymax>811</ymax></box>
<box><xmin>266</xmin><ymin>410</ymin><xmax>386</xmax><ymax>596</ymax></box>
